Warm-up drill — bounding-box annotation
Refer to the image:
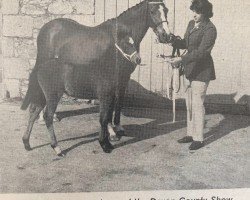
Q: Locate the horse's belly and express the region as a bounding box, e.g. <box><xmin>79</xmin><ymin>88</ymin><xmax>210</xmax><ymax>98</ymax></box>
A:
<box><xmin>64</xmin><ymin>66</ymin><xmax>97</xmax><ymax>99</ymax></box>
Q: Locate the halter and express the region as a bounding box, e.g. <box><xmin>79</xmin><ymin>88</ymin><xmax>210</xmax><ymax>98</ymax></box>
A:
<box><xmin>148</xmin><ymin>1</ymin><xmax>169</xmax><ymax>35</ymax></box>
<box><xmin>115</xmin><ymin>43</ymin><xmax>137</xmax><ymax>62</ymax></box>
<box><xmin>153</xmin><ymin>20</ymin><xmax>169</xmax><ymax>32</ymax></box>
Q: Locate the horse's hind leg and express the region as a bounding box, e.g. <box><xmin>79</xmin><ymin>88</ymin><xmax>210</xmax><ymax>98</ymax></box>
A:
<box><xmin>22</xmin><ymin>103</ymin><xmax>45</xmax><ymax>150</ymax></box>
<box><xmin>43</xmin><ymin>97</ymin><xmax>64</xmax><ymax>157</ymax></box>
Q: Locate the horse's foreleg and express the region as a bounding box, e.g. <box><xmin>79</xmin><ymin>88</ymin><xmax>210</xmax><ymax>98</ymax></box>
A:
<box><xmin>114</xmin><ymin>84</ymin><xmax>127</xmax><ymax>137</ymax></box>
<box><xmin>99</xmin><ymin>96</ymin><xmax>115</xmax><ymax>153</ymax></box>
<box><xmin>44</xmin><ymin>99</ymin><xmax>64</xmax><ymax>157</ymax></box>
<box><xmin>22</xmin><ymin>103</ymin><xmax>45</xmax><ymax>151</ymax></box>
<box><xmin>107</xmin><ymin>96</ymin><xmax>119</xmax><ymax>142</ymax></box>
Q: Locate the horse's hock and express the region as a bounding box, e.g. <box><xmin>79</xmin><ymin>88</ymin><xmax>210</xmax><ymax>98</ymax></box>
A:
<box><xmin>0</xmin><ymin>0</ymin><xmax>95</xmax><ymax>99</ymax></box>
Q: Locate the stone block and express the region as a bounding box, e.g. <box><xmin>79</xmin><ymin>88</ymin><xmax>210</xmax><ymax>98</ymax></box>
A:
<box><xmin>21</xmin><ymin>4</ymin><xmax>46</xmax><ymax>15</ymax></box>
<box><xmin>0</xmin><ymin>55</ymin><xmax>3</xmax><ymax>70</ymax></box>
<box><xmin>0</xmin><ymin>13</ymin><xmax>3</xmax><ymax>40</ymax></box>
<box><xmin>33</xmin><ymin>29</ymin><xmax>39</xmax><ymax>42</ymax></box>
<box><xmin>14</xmin><ymin>38</ymin><xmax>37</xmax><ymax>59</ymax></box>
<box><xmin>2</xmin><ymin>0</ymin><xmax>19</xmax><ymax>14</ymax></box>
<box><xmin>3</xmin><ymin>58</ymin><xmax>30</xmax><ymax>79</ymax></box>
<box><xmin>48</xmin><ymin>0</ymin><xmax>73</xmax><ymax>14</ymax></box>
<box><xmin>3</xmin><ymin>16</ymin><xmax>33</xmax><ymax>37</ymax></box>
<box><xmin>28</xmin><ymin>59</ymin><xmax>36</xmax><ymax>70</ymax></box>
<box><xmin>0</xmin><ymin>70</ymin><xmax>2</xmax><ymax>83</ymax></box>
<box><xmin>70</xmin><ymin>0</ymin><xmax>94</xmax><ymax>15</ymax></box>
<box><xmin>22</xmin><ymin>0</ymin><xmax>53</xmax><ymax>7</ymax></box>
<box><xmin>2</xmin><ymin>37</ymin><xmax>14</xmax><ymax>57</ymax></box>
<box><xmin>94</xmin><ymin>0</ymin><xmax>105</xmax><ymax>25</ymax></box>
<box><xmin>0</xmin><ymin>83</ymin><xmax>4</xmax><ymax>99</ymax></box>
<box><xmin>33</xmin><ymin>16</ymin><xmax>53</xmax><ymax>29</ymax></box>
<box><xmin>63</xmin><ymin>15</ymin><xmax>95</xmax><ymax>26</ymax></box>
<box><xmin>4</xmin><ymin>79</ymin><xmax>20</xmax><ymax>98</ymax></box>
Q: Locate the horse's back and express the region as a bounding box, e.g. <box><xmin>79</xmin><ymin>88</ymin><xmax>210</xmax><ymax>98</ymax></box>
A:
<box><xmin>37</xmin><ymin>18</ymin><xmax>93</xmax><ymax>58</ymax></box>
<box><xmin>37</xmin><ymin>18</ymin><xmax>112</xmax><ymax>65</ymax></box>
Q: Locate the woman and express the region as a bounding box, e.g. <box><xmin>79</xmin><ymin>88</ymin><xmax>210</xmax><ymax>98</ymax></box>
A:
<box><xmin>169</xmin><ymin>0</ymin><xmax>217</xmax><ymax>150</ymax></box>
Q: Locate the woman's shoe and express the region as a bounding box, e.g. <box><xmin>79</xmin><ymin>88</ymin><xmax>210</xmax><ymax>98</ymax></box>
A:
<box><xmin>189</xmin><ymin>141</ymin><xmax>204</xmax><ymax>150</ymax></box>
<box><xmin>177</xmin><ymin>136</ymin><xmax>193</xmax><ymax>143</ymax></box>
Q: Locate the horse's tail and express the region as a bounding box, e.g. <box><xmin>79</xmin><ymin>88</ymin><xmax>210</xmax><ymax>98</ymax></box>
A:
<box><xmin>21</xmin><ymin>62</ymin><xmax>46</xmax><ymax>110</ymax></box>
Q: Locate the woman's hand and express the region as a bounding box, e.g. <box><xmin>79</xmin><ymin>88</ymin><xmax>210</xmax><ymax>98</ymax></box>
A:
<box><xmin>169</xmin><ymin>57</ymin><xmax>183</xmax><ymax>68</ymax></box>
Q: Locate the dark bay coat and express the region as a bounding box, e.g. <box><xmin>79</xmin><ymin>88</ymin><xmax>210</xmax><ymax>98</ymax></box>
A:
<box><xmin>175</xmin><ymin>19</ymin><xmax>217</xmax><ymax>82</ymax></box>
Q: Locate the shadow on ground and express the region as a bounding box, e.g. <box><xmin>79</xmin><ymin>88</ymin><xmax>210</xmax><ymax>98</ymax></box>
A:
<box><xmin>204</xmin><ymin>114</ymin><xmax>250</xmax><ymax>146</ymax></box>
<box><xmin>28</xmin><ymin>80</ymin><xmax>249</xmax><ymax>154</ymax></box>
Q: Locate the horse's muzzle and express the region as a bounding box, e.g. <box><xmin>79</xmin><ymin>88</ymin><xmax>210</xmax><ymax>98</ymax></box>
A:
<box><xmin>131</xmin><ymin>53</ymin><xmax>141</xmax><ymax>65</ymax></box>
<box><xmin>136</xmin><ymin>57</ymin><xmax>141</xmax><ymax>65</ymax></box>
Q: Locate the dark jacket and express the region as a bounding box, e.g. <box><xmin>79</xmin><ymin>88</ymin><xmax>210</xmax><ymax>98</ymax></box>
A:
<box><xmin>174</xmin><ymin>19</ymin><xmax>217</xmax><ymax>82</ymax></box>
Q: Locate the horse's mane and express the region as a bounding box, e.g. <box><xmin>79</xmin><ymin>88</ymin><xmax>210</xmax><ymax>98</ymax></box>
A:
<box><xmin>105</xmin><ymin>0</ymin><xmax>146</xmax><ymax>24</ymax></box>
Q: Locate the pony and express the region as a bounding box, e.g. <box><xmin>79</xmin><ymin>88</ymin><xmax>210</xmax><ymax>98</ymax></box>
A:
<box><xmin>21</xmin><ymin>0</ymin><xmax>173</xmax><ymax>155</ymax></box>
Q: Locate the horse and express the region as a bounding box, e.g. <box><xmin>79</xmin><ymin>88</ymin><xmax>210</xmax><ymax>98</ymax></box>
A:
<box><xmin>21</xmin><ymin>0</ymin><xmax>174</xmax><ymax>155</ymax></box>
<box><xmin>21</xmin><ymin>21</ymin><xmax>140</xmax><ymax>155</ymax></box>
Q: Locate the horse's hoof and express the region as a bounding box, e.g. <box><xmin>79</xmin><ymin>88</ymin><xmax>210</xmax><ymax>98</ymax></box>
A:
<box><xmin>37</xmin><ymin>120</ymin><xmax>46</xmax><ymax>125</ymax></box>
<box><xmin>99</xmin><ymin>140</ymin><xmax>114</xmax><ymax>153</ymax></box>
<box><xmin>117</xmin><ymin>130</ymin><xmax>126</xmax><ymax>137</ymax></box>
<box><xmin>107</xmin><ymin>142</ymin><xmax>114</xmax><ymax>150</ymax></box>
<box><xmin>109</xmin><ymin>135</ymin><xmax>121</xmax><ymax>142</ymax></box>
<box><xmin>51</xmin><ymin>145</ymin><xmax>65</xmax><ymax>157</ymax></box>
<box><xmin>22</xmin><ymin>139</ymin><xmax>32</xmax><ymax>151</ymax></box>
<box><xmin>24</xmin><ymin>144</ymin><xmax>32</xmax><ymax>151</ymax></box>
<box><xmin>103</xmin><ymin>147</ymin><xmax>113</xmax><ymax>153</ymax></box>
<box><xmin>57</xmin><ymin>152</ymin><xmax>66</xmax><ymax>157</ymax></box>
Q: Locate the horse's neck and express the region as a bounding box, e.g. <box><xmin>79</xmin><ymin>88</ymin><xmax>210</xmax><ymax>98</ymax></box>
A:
<box><xmin>120</xmin><ymin>2</ymin><xmax>149</xmax><ymax>46</ymax></box>
<box><xmin>108</xmin><ymin>1</ymin><xmax>149</xmax><ymax>49</ymax></box>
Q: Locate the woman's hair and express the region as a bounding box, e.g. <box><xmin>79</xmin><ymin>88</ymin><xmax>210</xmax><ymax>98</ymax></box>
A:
<box><xmin>190</xmin><ymin>0</ymin><xmax>213</xmax><ymax>19</ymax></box>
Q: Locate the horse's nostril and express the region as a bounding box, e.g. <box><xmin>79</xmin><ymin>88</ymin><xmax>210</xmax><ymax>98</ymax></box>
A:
<box><xmin>136</xmin><ymin>57</ymin><xmax>141</xmax><ymax>64</ymax></box>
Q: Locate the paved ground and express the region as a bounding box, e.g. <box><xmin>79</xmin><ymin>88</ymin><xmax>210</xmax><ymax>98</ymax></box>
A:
<box><xmin>0</xmin><ymin>101</ymin><xmax>249</xmax><ymax>193</ymax></box>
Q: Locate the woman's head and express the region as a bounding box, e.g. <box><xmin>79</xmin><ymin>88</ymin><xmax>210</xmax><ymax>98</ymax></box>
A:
<box><xmin>190</xmin><ymin>0</ymin><xmax>213</xmax><ymax>22</ymax></box>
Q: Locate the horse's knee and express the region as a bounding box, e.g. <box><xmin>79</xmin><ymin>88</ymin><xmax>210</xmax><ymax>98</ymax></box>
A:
<box><xmin>99</xmin><ymin>107</ymin><xmax>109</xmax><ymax>124</ymax></box>
<box><xmin>43</xmin><ymin>110</ymin><xmax>55</xmax><ymax>126</ymax></box>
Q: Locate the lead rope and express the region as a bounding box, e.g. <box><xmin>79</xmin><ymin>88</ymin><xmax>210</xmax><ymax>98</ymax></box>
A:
<box><xmin>171</xmin><ymin>47</ymin><xmax>181</xmax><ymax>123</ymax></box>
<box><xmin>172</xmin><ymin>0</ymin><xmax>177</xmax><ymax>123</ymax></box>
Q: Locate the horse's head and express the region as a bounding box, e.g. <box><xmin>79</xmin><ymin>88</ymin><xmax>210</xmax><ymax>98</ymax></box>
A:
<box><xmin>113</xmin><ymin>24</ymin><xmax>141</xmax><ymax>65</ymax></box>
<box><xmin>147</xmin><ymin>0</ymin><xmax>174</xmax><ymax>43</ymax></box>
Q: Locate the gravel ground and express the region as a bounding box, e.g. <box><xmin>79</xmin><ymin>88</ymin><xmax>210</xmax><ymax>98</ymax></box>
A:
<box><xmin>0</xmin><ymin>101</ymin><xmax>249</xmax><ymax>193</ymax></box>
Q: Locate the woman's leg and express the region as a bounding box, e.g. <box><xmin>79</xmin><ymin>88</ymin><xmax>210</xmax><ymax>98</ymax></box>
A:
<box><xmin>190</xmin><ymin>81</ymin><xmax>209</xmax><ymax>142</ymax></box>
<box><xmin>185</xmin><ymin>80</ymin><xmax>194</xmax><ymax>138</ymax></box>
<box><xmin>178</xmin><ymin>77</ymin><xmax>193</xmax><ymax>143</ymax></box>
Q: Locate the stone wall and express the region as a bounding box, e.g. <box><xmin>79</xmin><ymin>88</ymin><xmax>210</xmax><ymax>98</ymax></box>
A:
<box><xmin>1</xmin><ymin>0</ymin><xmax>95</xmax><ymax>98</ymax></box>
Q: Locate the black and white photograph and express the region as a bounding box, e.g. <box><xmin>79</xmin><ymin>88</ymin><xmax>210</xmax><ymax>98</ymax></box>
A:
<box><xmin>0</xmin><ymin>0</ymin><xmax>249</xmax><ymax>199</ymax></box>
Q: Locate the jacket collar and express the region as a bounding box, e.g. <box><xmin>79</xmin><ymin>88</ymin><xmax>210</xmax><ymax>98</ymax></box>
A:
<box><xmin>189</xmin><ymin>19</ymin><xmax>210</xmax><ymax>35</ymax></box>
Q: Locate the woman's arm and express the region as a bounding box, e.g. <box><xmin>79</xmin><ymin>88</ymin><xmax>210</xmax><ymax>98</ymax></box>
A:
<box><xmin>172</xmin><ymin>37</ymin><xmax>186</xmax><ymax>49</ymax></box>
<box><xmin>181</xmin><ymin>26</ymin><xmax>217</xmax><ymax>64</ymax></box>
<box><xmin>172</xmin><ymin>21</ymin><xmax>193</xmax><ymax>50</ymax></box>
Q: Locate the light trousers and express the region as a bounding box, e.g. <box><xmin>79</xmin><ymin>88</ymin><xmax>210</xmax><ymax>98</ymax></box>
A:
<box><xmin>184</xmin><ymin>77</ymin><xmax>209</xmax><ymax>142</ymax></box>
